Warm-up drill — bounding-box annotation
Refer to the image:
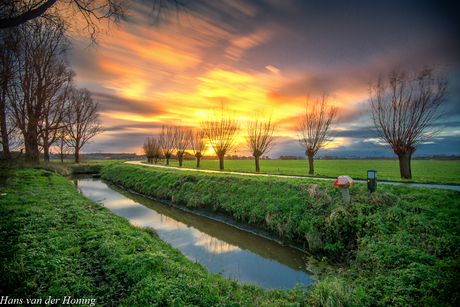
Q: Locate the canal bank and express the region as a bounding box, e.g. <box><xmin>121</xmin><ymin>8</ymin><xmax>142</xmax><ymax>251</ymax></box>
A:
<box><xmin>2</xmin><ymin>168</ymin><xmax>345</xmax><ymax>306</ymax></box>
<box><xmin>74</xmin><ymin>177</ymin><xmax>328</xmax><ymax>288</ymax></box>
<box><xmin>101</xmin><ymin>162</ymin><xmax>460</xmax><ymax>307</ymax></box>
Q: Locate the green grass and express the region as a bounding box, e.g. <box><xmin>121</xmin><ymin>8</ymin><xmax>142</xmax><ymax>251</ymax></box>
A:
<box><xmin>2</xmin><ymin>168</ymin><xmax>364</xmax><ymax>306</ymax></box>
<box><xmin>101</xmin><ymin>163</ymin><xmax>460</xmax><ymax>306</ymax></box>
<box><xmin>157</xmin><ymin>159</ymin><xmax>460</xmax><ymax>185</ymax></box>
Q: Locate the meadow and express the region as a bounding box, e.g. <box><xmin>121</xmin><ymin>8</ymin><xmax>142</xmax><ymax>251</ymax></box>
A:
<box><xmin>1</xmin><ymin>161</ymin><xmax>459</xmax><ymax>306</ymax></box>
<box><xmin>161</xmin><ymin>159</ymin><xmax>460</xmax><ymax>185</ymax></box>
<box><xmin>0</xmin><ymin>168</ymin><xmax>367</xmax><ymax>306</ymax></box>
<box><xmin>102</xmin><ymin>163</ymin><xmax>460</xmax><ymax>306</ymax></box>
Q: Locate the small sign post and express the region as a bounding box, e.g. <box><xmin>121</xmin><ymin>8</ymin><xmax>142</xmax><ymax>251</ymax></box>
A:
<box><xmin>334</xmin><ymin>175</ymin><xmax>354</xmax><ymax>204</ymax></box>
<box><xmin>367</xmin><ymin>170</ymin><xmax>377</xmax><ymax>192</ymax></box>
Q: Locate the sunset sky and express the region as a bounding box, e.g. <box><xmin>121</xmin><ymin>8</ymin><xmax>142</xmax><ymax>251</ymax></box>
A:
<box><xmin>69</xmin><ymin>0</ymin><xmax>460</xmax><ymax>157</ymax></box>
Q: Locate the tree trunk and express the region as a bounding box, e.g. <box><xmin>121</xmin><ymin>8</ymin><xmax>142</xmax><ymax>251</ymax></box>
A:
<box><xmin>59</xmin><ymin>141</ymin><xmax>64</xmax><ymax>163</ymax></box>
<box><xmin>195</xmin><ymin>153</ymin><xmax>202</xmax><ymax>168</ymax></box>
<box><xmin>394</xmin><ymin>144</ymin><xmax>415</xmax><ymax>179</ymax></box>
<box><xmin>43</xmin><ymin>145</ymin><xmax>50</xmax><ymax>162</ymax></box>
<box><xmin>166</xmin><ymin>156</ymin><xmax>170</xmax><ymax>165</ymax></box>
<box><xmin>254</xmin><ymin>155</ymin><xmax>260</xmax><ymax>172</ymax></box>
<box><xmin>218</xmin><ymin>154</ymin><xmax>224</xmax><ymax>170</ymax></box>
<box><xmin>308</xmin><ymin>154</ymin><xmax>314</xmax><ymax>175</ymax></box>
<box><xmin>43</xmin><ymin>139</ymin><xmax>50</xmax><ymax>162</ymax></box>
<box><xmin>1</xmin><ymin>70</ymin><xmax>12</xmax><ymax>158</ymax></box>
<box><xmin>74</xmin><ymin>147</ymin><xmax>80</xmax><ymax>163</ymax></box>
<box><xmin>154</xmin><ymin>157</ymin><xmax>158</xmax><ymax>164</ymax></box>
<box><xmin>0</xmin><ymin>91</ymin><xmax>10</xmax><ymax>158</ymax></box>
<box><xmin>397</xmin><ymin>151</ymin><xmax>413</xmax><ymax>179</ymax></box>
<box><xmin>178</xmin><ymin>155</ymin><xmax>183</xmax><ymax>167</ymax></box>
<box><xmin>24</xmin><ymin>122</ymin><xmax>40</xmax><ymax>163</ymax></box>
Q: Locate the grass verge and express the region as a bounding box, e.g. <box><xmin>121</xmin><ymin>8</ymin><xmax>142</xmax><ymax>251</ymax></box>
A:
<box><xmin>101</xmin><ymin>163</ymin><xmax>460</xmax><ymax>306</ymax></box>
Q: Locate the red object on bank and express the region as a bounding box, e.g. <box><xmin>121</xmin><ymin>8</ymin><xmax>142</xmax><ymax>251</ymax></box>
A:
<box><xmin>334</xmin><ymin>175</ymin><xmax>354</xmax><ymax>187</ymax></box>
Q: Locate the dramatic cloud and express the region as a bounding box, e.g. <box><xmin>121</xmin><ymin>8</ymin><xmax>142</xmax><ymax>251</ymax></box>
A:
<box><xmin>68</xmin><ymin>0</ymin><xmax>459</xmax><ymax>156</ymax></box>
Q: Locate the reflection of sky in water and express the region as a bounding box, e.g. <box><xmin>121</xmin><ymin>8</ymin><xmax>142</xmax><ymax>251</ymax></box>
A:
<box><xmin>76</xmin><ymin>179</ymin><xmax>315</xmax><ymax>289</ymax></box>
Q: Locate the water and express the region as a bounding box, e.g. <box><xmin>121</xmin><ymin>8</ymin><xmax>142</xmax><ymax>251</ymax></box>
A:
<box><xmin>73</xmin><ymin>178</ymin><xmax>323</xmax><ymax>289</ymax></box>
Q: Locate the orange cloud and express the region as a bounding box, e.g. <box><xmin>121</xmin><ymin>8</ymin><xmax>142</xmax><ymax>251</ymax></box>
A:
<box><xmin>82</xmin><ymin>3</ymin><xmax>373</xmax><ymax>155</ymax></box>
<box><xmin>225</xmin><ymin>28</ymin><xmax>273</xmax><ymax>61</ymax></box>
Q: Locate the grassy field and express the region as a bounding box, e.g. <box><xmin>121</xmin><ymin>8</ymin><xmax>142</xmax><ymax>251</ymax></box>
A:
<box><xmin>102</xmin><ymin>163</ymin><xmax>460</xmax><ymax>306</ymax></box>
<box><xmin>2</xmin><ymin>169</ymin><xmax>351</xmax><ymax>306</ymax></box>
<box><xmin>158</xmin><ymin>159</ymin><xmax>460</xmax><ymax>185</ymax></box>
<box><xmin>2</xmin><ymin>163</ymin><xmax>459</xmax><ymax>306</ymax></box>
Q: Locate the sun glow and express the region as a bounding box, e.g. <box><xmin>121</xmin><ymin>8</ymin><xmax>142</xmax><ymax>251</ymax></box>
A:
<box><xmin>84</xmin><ymin>4</ymin><xmax>374</xmax><ymax>155</ymax></box>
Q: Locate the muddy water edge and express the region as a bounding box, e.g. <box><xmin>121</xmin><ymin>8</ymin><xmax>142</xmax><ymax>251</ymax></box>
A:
<box><xmin>71</xmin><ymin>175</ymin><xmax>331</xmax><ymax>289</ymax></box>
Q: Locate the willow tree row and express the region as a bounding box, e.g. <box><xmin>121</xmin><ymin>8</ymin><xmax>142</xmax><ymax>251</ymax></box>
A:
<box><xmin>143</xmin><ymin>125</ymin><xmax>207</xmax><ymax>167</ymax></box>
<box><xmin>143</xmin><ymin>105</ymin><xmax>279</xmax><ymax>172</ymax></box>
<box><xmin>0</xmin><ymin>19</ymin><xmax>103</xmax><ymax>163</ymax></box>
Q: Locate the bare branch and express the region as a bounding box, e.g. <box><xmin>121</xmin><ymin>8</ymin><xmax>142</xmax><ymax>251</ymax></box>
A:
<box><xmin>190</xmin><ymin>128</ymin><xmax>207</xmax><ymax>167</ymax></box>
<box><xmin>0</xmin><ymin>0</ymin><xmax>185</xmax><ymax>44</ymax></box>
<box><xmin>367</xmin><ymin>66</ymin><xmax>449</xmax><ymax>179</ymax></box>
<box><xmin>64</xmin><ymin>87</ymin><xmax>103</xmax><ymax>163</ymax></box>
<box><xmin>158</xmin><ymin>124</ymin><xmax>175</xmax><ymax>165</ymax></box>
<box><xmin>201</xmin><ymin>103</ymin><xmax>239</xmax><ymax>170</ymax></box>
<box><xmin>296</xmin><ymin>93</ymin><xmax>338</xmax><ymax>174</ymax></box>
<box><xmin>245</xmin><ymin>110</ymin><xmax>279</xmax><ymax>172</ymax></box>
<box><xmin>5</xmin><ymin>19</ymin><xmax>74</xmax><ymax>162</ymax></box>
<box><xmin>143</xmin><ymin>134</ymin><xmax>160</xmax><ymax>163</ymax></box>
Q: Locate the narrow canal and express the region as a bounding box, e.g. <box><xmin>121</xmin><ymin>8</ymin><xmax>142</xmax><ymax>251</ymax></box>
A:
<box><xmin>73</xmin><ymin>177</ymin><xmax>324</xmax><ymax>289</ymax></box>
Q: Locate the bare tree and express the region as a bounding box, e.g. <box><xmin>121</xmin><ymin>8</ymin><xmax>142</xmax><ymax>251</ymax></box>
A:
<box><xmin>0</xmin><ymin>27</ymin><xmax>20</xmax><ymax>158</ymax></box>
<box><xmin>296</xmin><ymin>94</ymin><xmax>338</xmax><ymax>175</ymax></box>
<box><xmin>64</xmin><ymin>88</ymin><xmax>103</xmax><ymax>163</ymax></box>
<box><xmin>368</xmin><ymin>67</ymin><xmax>449</xmax><ymax>179</ymax></box>
<box><xmin>7</xmin><ymin>19</ymin><xmax>74</xmax><ymax>163</ymax></box>
<box><xmin>174</xmin><ymin>124</ymin><xmax>191</xmax><ymax>167</ymax></box>
<box><xmin>245</xmin><ymin>111</ymin><xmax>279</xmax><ymax>172</ymax></box>
<box><xmin>0</xmin><ymin>0</ymin><xmax>185</xmax><ymax>43</ymax></box>
<box><xmin>38</xmin><ymin>80</ymin><xmax>73</xmax><ymax>162</ymax></box>
<box><xmin>143</xmin><ymin>135</ymin><xmax>160</xmax><ymax>164</ymax></box>
<box><xmin>158</xmin><ymin>125</ymin><xmax>175</xmax><ymax>165</ymax></box>
<box><xmin>53</xmin><ymin>128</ymin><xmax>72</xmax><ymax>163</ymax></box>
<box><xmin>0</xmin><ymin>116</ymin><xmax>22</xmax><ymax>156</ymax></box>
<box><xmin>202</xmin><ymin>104</ymin><xmax>240</xmax><ymax>170</ymax></box>
<box><xmin>190</xmin><ymin>128</ymin><xmax>208</xmax><ymax>168</ymax></box>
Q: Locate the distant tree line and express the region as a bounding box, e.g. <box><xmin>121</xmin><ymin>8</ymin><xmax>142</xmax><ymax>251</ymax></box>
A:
<box><xmin>0</xmin><ymin>18</ymin><xmax>103</xmax><ymax>164</ymax></box>
<box><xmin>143</xmin><ymin>104</ymin><xmax>279</xmax><ymax>172</ymax></box>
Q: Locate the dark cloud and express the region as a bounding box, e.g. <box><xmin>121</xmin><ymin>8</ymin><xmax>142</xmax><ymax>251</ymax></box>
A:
<box><xmin>73</xmin><ymin>0</ymin><xmax>460</xmax><ymax>156</ymax></box>
<box><xmin>83</xmin><ymin>132</ymin><xmax>153</xmax><ymax>153</ymax></box>
<box><xmin>102</xmin><ymin>122</ymin><xmax>165</xmax><ymax>132</ymax></box>
<box><xmin>335</xmin><ymin>129</ymin><xmax>374</xmax><ymax>139</ymax></box>
<box><xmin>93</xmin><ymin>92</ymin><xmax>160</xmax><ymax>115</ymax></box>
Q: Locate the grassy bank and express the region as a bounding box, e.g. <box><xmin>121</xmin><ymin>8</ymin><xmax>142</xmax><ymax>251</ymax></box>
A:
<box><xmin>102</xmin><ymin>163</ymin><xmax>460</xmax><ymax>306</ymax></box>
<box><xmin>0</xmin><ymin>159</ymin><xmax>123</xmax><ymax>179</ymax></box>
<box><xmin>1</xmin><ymin>168</ymin><xmax>363</xmax><ymax>306</ymax></box>
<box><xmin>159</xmin><ymin>159</ymin><xmax>460</xmax><ymax>185</ymax></box>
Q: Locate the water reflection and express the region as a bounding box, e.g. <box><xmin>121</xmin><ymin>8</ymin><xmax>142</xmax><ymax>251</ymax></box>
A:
<box><xmin>74</xmin><ymin>178</ymin><xmax>319</xmax><ymax>289</ymax></box>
